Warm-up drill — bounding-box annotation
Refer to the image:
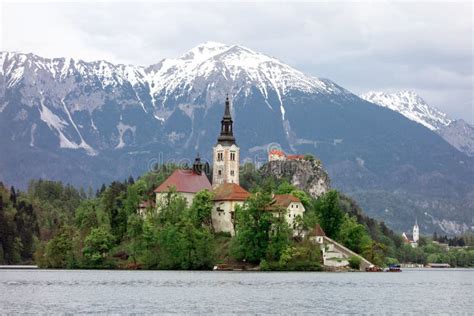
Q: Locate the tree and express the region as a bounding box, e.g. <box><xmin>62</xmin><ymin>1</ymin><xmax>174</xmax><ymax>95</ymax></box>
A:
<box><xmin>348</xmin><ymin>256</ymin><xmax>362</xmax><ymax>270</ymax></box>
<box><xmin>338</xmin><ymin>215</ymin><xmax>372</xmax><ymax>254</ymax></box>
<box><xmin>10</xmin><ymin>186</ymin><xmax>17</xmax><ymax>206</ymax></box>
<box><xmin>277</xmin><ymin>241</ymin><xmax>322</xmax><ymax>271</ymax></box>
<box><xmin>43</xmin><ymin>226</ymin><xmax>76</xmax><ymax>268</ymax></box>
<box><xmin>82</xmin><ymin>227</ymin><xmax>115</xmax><ymax>267</ymax></box>
<box><xmin>101</xmin><ymin>181</ymin><xmax>128</xmax><ymax>242</ymax></box>
<box><xmin>313</xmin><ymin>190</ymin><xmax>344</xmax><ymax>239</ymax></box>
<box><xmin>126</xmin><ymin>214</ymin><xmax>144</xmax><ymax>265</ymax></box>
<box><xmin>363</xmin><ymin>241</ymin><xmax>387</xmax><ymax>266</ymax></box>
<box><xmin>74</xmin><ymin>200</ymin><xmax>109</xmax><ymax>233</ymax></box>
<box><xmin>14</xmin><ymin>201</ymin><xmax>39</xmax><ymax>261</ymax></box>
<box><xmin>189</xmin><ymin>190</ymin><xmax>214</xmax><ymax>228</ymax></box>
<box><xmin>231</xmin><ymin>192</ymin><xmax>289</xmax><ymax>263</ymax></box>
<box><xmin>275</xmin><ymin>181</ymin><xmax>296</xmax><ymax>194</ymax></box>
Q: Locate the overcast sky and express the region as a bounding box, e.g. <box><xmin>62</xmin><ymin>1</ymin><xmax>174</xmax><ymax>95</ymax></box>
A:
<box><xmin>1</xmin><ymin>1</ymin><xmax>472</xmax><ymax>123</ymax></box>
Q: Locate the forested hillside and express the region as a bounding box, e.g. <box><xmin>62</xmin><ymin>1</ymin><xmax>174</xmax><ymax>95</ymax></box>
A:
<box><xmin>0</xmin><ymin>164</ymin><xmax>473</xmax><ymax>268</ymax></box>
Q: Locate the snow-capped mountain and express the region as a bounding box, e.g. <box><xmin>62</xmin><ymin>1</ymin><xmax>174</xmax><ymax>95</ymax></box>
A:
<box><xmin>360</xmin><ymin>91</ymin><xmax>451</xmax><ymax>131</ymax></box>
<box><xmin>0</xmin><ymin>42</ymin><xmax>349</xmax><ymax>154</ymax></box>
<box><xmin>361</xmin><ymin>90</ymin><xmax>474</xmax><ymax>156</ymax></box>
<box><xmin>1</xmin><ymin>42</ymin><xmax>473</xmax><ymax>234</ymax></box>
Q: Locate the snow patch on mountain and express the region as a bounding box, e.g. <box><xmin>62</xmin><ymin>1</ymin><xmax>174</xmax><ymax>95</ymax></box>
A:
<box><xmin>360</xmin><ymin>91</ymin><xmax>452</xmax><ymax>131</ymax></box>
<box><xmin>39</xmin><ymin>99</ymin><xmax>69</xmax><ymax>131</ymax></box>
<box><xmin>116</xmin><ymin>122</ymin><xmax>136</xmax><ymax>149</ymax></box>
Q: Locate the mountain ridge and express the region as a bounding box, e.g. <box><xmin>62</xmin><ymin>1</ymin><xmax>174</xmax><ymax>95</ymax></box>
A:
<box><xmin>361</xmin><ymin>90</ymin><xmax>474</xmax><ymax>157</ymax></box>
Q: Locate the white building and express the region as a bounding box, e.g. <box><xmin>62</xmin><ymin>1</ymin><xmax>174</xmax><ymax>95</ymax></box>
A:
<box><xmin>267</xmin><ymin>194</ymin><xmax>305</xmax><ymax>230</ymax></box>
<box><xmin>212</xmin><ymin>183</ymin><xmax>250</xmax><ymax>236</ymax></box>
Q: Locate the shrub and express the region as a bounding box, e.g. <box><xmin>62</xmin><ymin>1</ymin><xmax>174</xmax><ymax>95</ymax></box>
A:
<box><xmin>348</xmin><ymin>256</ymin><xmax>362</xmax><ymax>270</ymax></box>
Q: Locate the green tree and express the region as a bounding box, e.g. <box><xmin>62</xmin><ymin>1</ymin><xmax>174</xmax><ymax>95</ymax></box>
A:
<box><xmin>275</xmin><ymin>181</ymin><xmax>296</xmax><ymax>194</ymax></box>
<box><xmin>43</xmin><ymin>226</ymin><xmax>76</xmax><ymax>268</ymax></box>
<box><xmin>82</xmin><ymin>227</ymin><xmax>115</xmax><ymax>267</ymax></box>
<box><xmin>313</xmin><ymin>190</ymin><xmax>344</xmax><ymax>239</ymax></box>
<box><xmin>348</xmin><ymin>256</ymin><xmax>362</xmax><ymax>270</ymax></box>
<box><xmin>277</xmin><ymin>241</ymin><xmax>321</xmax><ymax>271</ymax></box>
<box><xmin>231</xmin><ymin>193</ymin><xmax>289</xmax><ymax>263</ymax></box>
<box><xmin>338</xmin><ymin>215</ymin><xmax>372</xmax><ymax>254</ymax></box>
<box><xmin>363</xmin><ymin>241</ymin><xmax>387</xmax><ymax>266</ymax></box>
<box><xmin>126</xmin><ymin>214</ymin><xmax>144</xmax><ymax>265</ymax></box>
<box><xmin>189</xmin><ymin>190</ymin><xmax>214</xmax><ymax>228</ymax></box>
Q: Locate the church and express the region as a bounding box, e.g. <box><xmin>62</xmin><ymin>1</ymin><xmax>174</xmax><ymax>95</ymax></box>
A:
<box><xmin>152</xmin><ymin>96</ymin><xmax>306</xmax><ymax>235</ymax></box>
<box><xmin>402</xmin><ymin>219</ymin><xmax>420</xmax><ymax>248</ymax></box>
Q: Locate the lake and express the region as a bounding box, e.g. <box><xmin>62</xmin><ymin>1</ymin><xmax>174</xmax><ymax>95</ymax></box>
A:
<box><xmin>0</xmin><ymin>269</ymin><xmax>472</xmax><ymax>314</ymax></box>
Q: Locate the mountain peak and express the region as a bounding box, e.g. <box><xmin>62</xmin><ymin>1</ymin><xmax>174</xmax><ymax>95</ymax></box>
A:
<box><xmin>181</xmin><ymin>41</ymin><xmax>231</xmax><ymax>62</ymax></box>
<box><xmin>361</xmin><ymin>90</ymin><xmax>452</xmax><ymax>131</ymax></box>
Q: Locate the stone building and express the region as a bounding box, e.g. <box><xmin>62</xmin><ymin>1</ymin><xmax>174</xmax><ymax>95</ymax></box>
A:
<box><xmin>268</xmin><ymin>148</ymin><xmax>305</xmax><ymax>162</ymax></box>
<box><xmin>267</xmin><ymin>194</ymin><xmax>305</xmax><ymax>230</ymax></box>
<box><xmin>153</xmin><ymin>156</ymin><xmax>212</xmax><ymax>207</ymax></box>
<box><xmin>212</xmin><ymin>183</ymin><xmax>250</xmax><ymax>236</ymax></box>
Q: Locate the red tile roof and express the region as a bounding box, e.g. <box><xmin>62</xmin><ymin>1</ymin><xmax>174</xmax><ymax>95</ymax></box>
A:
<box><xmin>309</xmin><ymin>224</ymin><xmax>326</xmax><ymax>237</ymax></box>
<box><xmin>269</xmin><ymin>149</ymin><xmax>286</xmax><ymax>156</ymax></box>
<box><xmin>287</xmin><ymin>154</ymin><xmax>305</xmax><ymax>160</ymax></box>
<box><xmin>154</xmin><ymin>169</ymin><xmax>212</xmax><ymax>194</ymax></box>
<box><xmin>213</xmin><ymin>183</ymin><xmax>250</xmax><ymax>201</ymax></box>
<box><xmin>269</xmin><ymin>194</ymin><xmax>301</xmax><ymax>209</ymax></box>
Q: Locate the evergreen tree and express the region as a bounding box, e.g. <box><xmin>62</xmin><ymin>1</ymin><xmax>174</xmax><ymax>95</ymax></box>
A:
<box><xmin>10</xmin><ymin>186</ymin><xmax>17</xmax><ymax>206</ymax></box>
<box><xmin>313</xmin><ymin>190</ymin><xmax>344</xmax><ymax>239</ymax></box>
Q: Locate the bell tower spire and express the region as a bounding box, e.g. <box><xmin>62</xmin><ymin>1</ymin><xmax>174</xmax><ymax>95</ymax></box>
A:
<box><xmin>213</xmin><ymin>95</ymin><xmax>240</xmax><ymax>187</ymax></box>
<box><xmin>217</xmin><ymin>95</ymin><xmax>236</xmax><ymax>145</ymax></box>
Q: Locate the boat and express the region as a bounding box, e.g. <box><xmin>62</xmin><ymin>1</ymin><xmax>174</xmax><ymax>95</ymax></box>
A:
<box><xmin>366</xmin><ymin>265</ymin><xmax>383</xmax><ymax>272</ymax></box>
<box><xmin>386</xmin><ymin>264</ymin><xmax>402</xmax><ymax>272</ymax></box>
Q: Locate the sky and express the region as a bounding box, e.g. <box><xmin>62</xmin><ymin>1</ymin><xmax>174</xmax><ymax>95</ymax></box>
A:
<box><xmin>1</xmin><ymin>0</ymin><xmax>473</xmax><ymax>123</ymax></box>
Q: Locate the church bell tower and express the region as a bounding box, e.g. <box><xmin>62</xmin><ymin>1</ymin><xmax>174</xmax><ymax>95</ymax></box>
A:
<box><xmin>212</xmin><ymin>96</ymin><xmax>240</xmax><ymax>188</ymax></box>
<box><xmin>413</xmin><ymin>218</ymin><xmax>419</xmax><ymax>243</ymax></box>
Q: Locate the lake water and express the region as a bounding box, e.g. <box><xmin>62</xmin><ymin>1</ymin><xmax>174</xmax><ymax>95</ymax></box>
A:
<box><xmin>0</xmin><ymin>269</ymin><xmax>472</xmax><ymax>314</ymax></box>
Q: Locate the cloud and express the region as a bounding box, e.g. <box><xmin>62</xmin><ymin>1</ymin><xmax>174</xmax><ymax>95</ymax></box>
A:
<box><xmin>1</xmin><ymin>1</ymin><xmax>472</xmax><ymax>122</ymax></box>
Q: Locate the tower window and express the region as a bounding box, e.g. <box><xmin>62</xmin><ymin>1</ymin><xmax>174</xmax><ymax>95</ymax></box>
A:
<box><xmin>230</xmin><ymin>170</ymin><xmax>234</xmax><ymax>176</ymax></box>
<box><xmin>217</xmin><ymin>152</ymin><xmax>223</xmax><ymax>161</ymax></box>
<box><xmin>218</xmin><ymin>170</ymin><xmax>222</xmax><ymax>175</ymax></box>
<box><xmin>230</xmin><ymin>152</ymin><xmax>236</xmax><ymax>161</ymax></box>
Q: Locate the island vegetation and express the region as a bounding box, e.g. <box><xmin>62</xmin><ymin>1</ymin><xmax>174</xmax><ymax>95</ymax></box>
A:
<box><xmin>0</xmin><ymin>163</ymin><xmax>473</xmax><ymax>269</ymax></box>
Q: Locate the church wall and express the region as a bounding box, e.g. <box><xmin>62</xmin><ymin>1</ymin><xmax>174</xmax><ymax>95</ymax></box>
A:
<box><xmin>155</xmin><ymin>192</ymin><xmax>196</xmax><ymax>211</ymax></box>
<box><xmin>212</xmin><ymin>143</ymin><xmax>240</xmax><ymax>187</ymax></box>
<box><xmin>212</xmin><ymin>200</ymin><xmax>242</xmax><ymax>236</ymax></box>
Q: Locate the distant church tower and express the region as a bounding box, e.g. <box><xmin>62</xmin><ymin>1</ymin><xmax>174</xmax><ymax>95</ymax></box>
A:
<box><xmin>212</xmin><ymin>96</ymin><xmax>240</xmax><ymax>187</ymax></box>
<box><xmin>413</xmin><ymin>219</ymin><xmax>419</xmax><ymax>243</ymax></box>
